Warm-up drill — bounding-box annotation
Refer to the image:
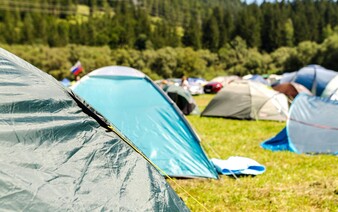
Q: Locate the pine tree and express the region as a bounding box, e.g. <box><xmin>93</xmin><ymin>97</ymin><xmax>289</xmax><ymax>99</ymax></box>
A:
<box><xmin>236</xmin><ymin>6</ymin><xmax>261</xmax><ymax>48</ymax></box>
<box><xmin>47</xmin><ymin>22</ymin><xmax>59</xmax><ymax>47</ymax></box>
<box><xmin>291</xmin><ymin>0</ymin><xmax>311</xmax><ymax>44</ymax></box>
<box><xmin>260</xmin><ymin>2</ymin><xmax>284</xmax><ymax>52</ymax></box>
<box><xmin>182</xmin><ymin>13</ymin><xmax>202</xmax><ymax>49</ymax></box>
<box><xmin>32</xmin><ymin>13</ymin><xmax>48</xmax><ymax>44</ymax></box>
<box><xmin>89</xmin><ymin>0</ymin><xmax>97</xmax><ymax>16</ymax></box>
<box><xmin>283</xmin><ymin>18</ymin><xmax>294</xmax><ymax>47</ymax></box>
<box><xmin>222</xmin><ymin>9</ymin><xmax>235</xmax><ymax>48</ymax></box>
<box><xmin>57</xmin><ymin>20</ymin><xmax>70</xmax><ymax>46</ymax></box>
<box><xmin>202</xmin><ymin>14</ymin><xmax>220</xmax><ymax>52</ymax></box>
<box><xmin>22</xmin><ymin>13</ymin><xmax>35</xmax><ymax>44</ymax></box>
<box><xmin>2</xmin><ymin>10</ymin><xmax>21</xmax><ymax>44</ymax></box>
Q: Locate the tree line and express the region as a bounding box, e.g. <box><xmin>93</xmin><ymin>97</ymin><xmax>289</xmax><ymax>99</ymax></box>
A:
<box><xmin>1</xmin><ymin>0</ymin><xmax>338</xmax><ymax>52</ymax></box>
<box><xmin>1</xmin><ymin>0</ymin><xmax>338</xmax><ymax>78</ymax></box>
<box><xmin>3</xmin><ymin>33</ymin><xmax>338</xmax><ymax>80</ymax></box>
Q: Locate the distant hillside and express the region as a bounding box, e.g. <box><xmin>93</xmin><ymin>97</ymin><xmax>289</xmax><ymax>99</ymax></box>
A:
<box><xmin>141</xmin><ymin>0</ymin><xmax>243</xmax><ymax>23</ymax></box>
<box><xmin>1</xmin><ymin>0</ymin><xmax>338</xmax><ymax>53</ymax></box>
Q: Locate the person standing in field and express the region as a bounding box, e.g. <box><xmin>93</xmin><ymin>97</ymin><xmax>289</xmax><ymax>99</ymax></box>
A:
<box><xmin>180</xmin><ymin>75</ymin><xmax>189</xmax><ymax>90</ymax></box>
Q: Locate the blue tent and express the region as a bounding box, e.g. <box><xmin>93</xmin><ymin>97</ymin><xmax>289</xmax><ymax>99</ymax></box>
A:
<box><xmin>261</xmin><ymin>93</ymin><xmax>338</xmax><ymax>154</ymax></box>
<box><xmin>249</xmin><ymin>74</ymin><xmax>269</xmax><ymax>85</ymax></box>
<box><xmin>60</xmin><ymin>78</ymin><xmax>71</xmax><ymax>87</ymax></box>
<box><xmin>72</xmin><ymin>66</ymin><xmax>218</xmax><ymax>179</ymax></box>
<box><xmin>243</xmin><ymin>74</ymin><xmax>269</xmax><ymax>85</ymax></box>
<box><xmin>279</xmin><ymin>72</ymin><xmax>296</xmax><ymax>85</ymax></box>
<box><xmin>280</xmin><ymin>65</ymin><xmax>337</xmax><ymax>96</ymax></box>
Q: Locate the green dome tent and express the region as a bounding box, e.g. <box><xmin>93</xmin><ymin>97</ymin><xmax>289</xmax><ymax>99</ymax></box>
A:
<box><xmin>0</xmin><ymin>48</ymin><xmax>189</xmax><ymax>211</ymax></box>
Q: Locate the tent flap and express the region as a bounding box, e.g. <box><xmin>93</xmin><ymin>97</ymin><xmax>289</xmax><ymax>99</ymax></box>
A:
<box><xmin>261</xmin><ymin>127</ymin><xmax>292</xmax><ymax>152</ymax></box>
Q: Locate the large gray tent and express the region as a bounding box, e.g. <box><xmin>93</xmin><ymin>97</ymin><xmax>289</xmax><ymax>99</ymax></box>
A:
<box><xmin>0</xmin><ymin>48</ymin><xmax>188</xmax><ymax>211</ymax></box>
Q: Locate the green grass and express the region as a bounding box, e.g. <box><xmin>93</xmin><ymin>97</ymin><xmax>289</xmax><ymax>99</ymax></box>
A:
<box><xmin>169</xmin><ymin>94</ymin><xmax>338</xmax><ymax>212</ymax></box>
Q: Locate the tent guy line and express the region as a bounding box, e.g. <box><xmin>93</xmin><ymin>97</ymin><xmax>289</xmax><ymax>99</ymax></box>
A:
<box><xmin>288</xmin><ymin>117</ymin><xmax>338</xmax><ymax>131</ymax></box>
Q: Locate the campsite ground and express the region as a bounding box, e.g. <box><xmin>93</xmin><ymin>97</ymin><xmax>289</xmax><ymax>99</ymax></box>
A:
<box><xmin>169</xmin><ymin>94</ymin><xmax>338</xmax><ymax>211</ymax></box>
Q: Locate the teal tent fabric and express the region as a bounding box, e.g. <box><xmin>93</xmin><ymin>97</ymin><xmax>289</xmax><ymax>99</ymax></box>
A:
<box><xmin>72</xmin><ymin>66</ymin><xmax>218</xmax><ymax>179</ymax></box>
<box><xmin>261</xmin><ymin>94</ymin><xmax>338</xmax><ymax>154</ymax></box>
<box><xmin>0</xmin><ymin>48</ymin><xmax>189</xmax><ymax>211</ymax></box>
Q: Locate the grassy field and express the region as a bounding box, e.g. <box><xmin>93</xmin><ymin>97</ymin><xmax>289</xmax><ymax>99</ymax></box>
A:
<box><xmin>169</xmin><ymin>94</ymin><xmax>338</xmax><ymax>211</ymax></box>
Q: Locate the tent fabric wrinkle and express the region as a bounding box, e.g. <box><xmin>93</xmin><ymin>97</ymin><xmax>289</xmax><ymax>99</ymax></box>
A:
<box><xmin>0</xmin><ymin>48</ymin><xmax>189</xmax><ymax>211</ymax></box>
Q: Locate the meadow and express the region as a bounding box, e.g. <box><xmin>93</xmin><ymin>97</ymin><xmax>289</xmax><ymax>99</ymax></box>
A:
<box><xmin>169</xmin><ymin>94</ymin><xmax>338</xmax><ymax>211</ymax></box>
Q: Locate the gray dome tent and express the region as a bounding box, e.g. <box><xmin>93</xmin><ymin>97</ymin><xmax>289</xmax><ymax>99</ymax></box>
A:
<box><xmin>0</xmin><ymin>48</ymin><xmax>188</xmax><ymax>211</ymax></box>
<box><xmin>201</xmin><ymin>80</ymin><xmax>289</xmax><ymax>121</ymax></box>
<box><xmin>163</xmin><ymin>84</ymin><xmax>199</xmax><ymax>115</ymax></box>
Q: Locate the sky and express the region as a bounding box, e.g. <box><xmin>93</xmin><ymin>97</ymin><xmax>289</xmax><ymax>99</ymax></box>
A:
<box><xmin>244</xmin><ymin>0</ymin><xmax>261</xmax><ymax>4</ymax></box>
<box><xmin>244</xmin><ymin>0</ymin><xmax>282</xmax><ymax>5</ymax></box>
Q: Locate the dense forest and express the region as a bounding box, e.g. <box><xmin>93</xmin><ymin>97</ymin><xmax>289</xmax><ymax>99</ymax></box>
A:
<box><xmin>1</xmin><ymin>0</ymin><xmax>338</xmax><ymax>80</ymax></box>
